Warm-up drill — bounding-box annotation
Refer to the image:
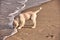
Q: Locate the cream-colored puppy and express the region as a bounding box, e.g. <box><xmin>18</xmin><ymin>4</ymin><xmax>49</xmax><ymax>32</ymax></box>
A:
<box><xmin>13</xmin><ymin>7</ymin><xmax>42</xmax><ymax>29</ymax></box>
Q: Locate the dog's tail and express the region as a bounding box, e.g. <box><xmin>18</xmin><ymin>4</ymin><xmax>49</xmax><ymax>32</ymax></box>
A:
<box><xmin>34</xmin><ymin>7</ymin><xmax>42</xmax><ymax>14</ymax></box>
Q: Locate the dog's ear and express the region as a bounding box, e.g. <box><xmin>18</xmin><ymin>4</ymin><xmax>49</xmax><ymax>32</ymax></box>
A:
<box><xmin>13</xmin><ymin>20</ymin><xmax>16</xmax><ymax>28</ymax></box>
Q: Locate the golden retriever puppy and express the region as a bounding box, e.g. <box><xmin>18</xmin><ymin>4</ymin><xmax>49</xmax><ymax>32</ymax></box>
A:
<box><xmin>13</xmin><ymin>7</ymin><xmax>42</xmax><ymax>29</ymax></box>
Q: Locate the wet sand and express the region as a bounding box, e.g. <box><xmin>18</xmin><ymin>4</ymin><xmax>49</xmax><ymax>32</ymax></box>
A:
<box><xmin>1</xmin><ymin>0</ymin><xmax>60</xmax><ymax>40</ymax></box>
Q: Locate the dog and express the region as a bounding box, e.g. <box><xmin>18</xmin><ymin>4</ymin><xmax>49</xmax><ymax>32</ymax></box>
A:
<box><xmin>13</xmin><ymin>7</ymin><xmax>42</xmax><ymax>29</ymax></box>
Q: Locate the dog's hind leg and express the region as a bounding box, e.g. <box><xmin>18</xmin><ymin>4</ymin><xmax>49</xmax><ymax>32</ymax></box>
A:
<box><xmin>31</xmin><ymin>14</ymin><xmax>37</xmax><ymax>28</ymax></box>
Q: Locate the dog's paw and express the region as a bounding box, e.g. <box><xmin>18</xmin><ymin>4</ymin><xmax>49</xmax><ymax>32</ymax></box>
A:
<box><xmin>32</xmin><ymin>26</ymin><xmax>36</xmax><ymax>28</ymax></box>
<box><xmin>18</xmin><ymin>27</ymin><xmax>22</xmax><ymax>29</ymax></box>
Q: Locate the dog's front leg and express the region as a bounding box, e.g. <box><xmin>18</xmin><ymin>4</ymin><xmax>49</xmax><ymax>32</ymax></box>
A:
<box><xmin>18</xmin><ymin>19</ymin><xmax>25</xmax><ymax>29</ymax></box>
<box><xmin>18</xmin><ymin>14</ymin><xmax>25</xmax><ymax>29</ymax></box>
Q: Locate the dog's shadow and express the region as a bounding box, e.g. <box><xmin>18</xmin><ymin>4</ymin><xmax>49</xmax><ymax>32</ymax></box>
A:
<box><xmin>22</xmin><ymin>24</ymin><xmax>33</xmax><ymax>29</ymax></box>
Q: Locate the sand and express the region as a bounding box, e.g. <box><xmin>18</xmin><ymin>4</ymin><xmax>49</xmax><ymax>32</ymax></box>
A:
<box><xmin>0</xmin><ymin>0</ymin><xmax>60</xmax><ymax>40</ymax></box>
